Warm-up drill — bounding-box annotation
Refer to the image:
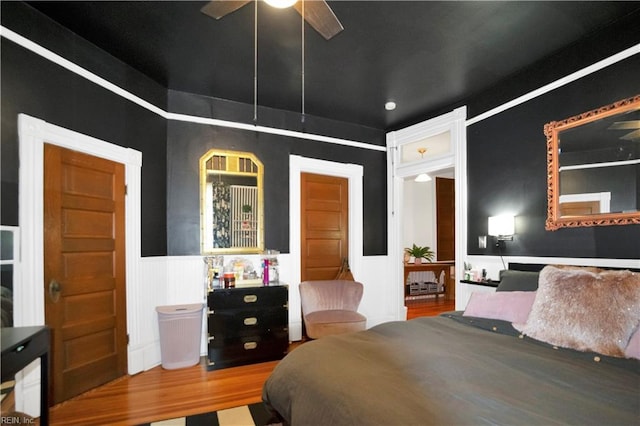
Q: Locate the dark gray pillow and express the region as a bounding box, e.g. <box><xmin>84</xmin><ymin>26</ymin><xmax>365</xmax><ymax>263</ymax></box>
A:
<box><xmin>496</xmin><ymin>270</ymin><xmax>539</xmax><ymax>292</ymax></box>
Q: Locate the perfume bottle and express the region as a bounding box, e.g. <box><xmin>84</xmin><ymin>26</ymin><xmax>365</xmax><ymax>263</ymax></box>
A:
<box><xmin>262</xmin><ymin>258</ymin><xmax>269</xmax><ymax>285</ymax></box>
<box><xmin>261</xmin><ymin>249</ymin><xmax>279</xmax><ymax>285</ymax></box>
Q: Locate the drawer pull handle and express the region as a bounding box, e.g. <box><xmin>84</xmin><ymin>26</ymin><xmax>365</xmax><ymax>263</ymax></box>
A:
<box><xmin>244</xmin><ymin>317</ymin><xmax>258</xmax><ymax>326</ymax></box>
<box><xmin>207</xmin><ymin>309</ymin><xmax>214</xmax><ymax>315</ymax></box>
<box><xmin>207</xmin><ymin>360</ymin><xmax>215</xmax><ymax>366</ymax></box>
<box><xmin>244</xmin><ymin>342</ymin><xmax>258</xmax><ymax>350</ymax></box>
<box><xmin>243</xmin><ymin>295</ymin><xmax>258</xmax><ymax>303</ymax></box>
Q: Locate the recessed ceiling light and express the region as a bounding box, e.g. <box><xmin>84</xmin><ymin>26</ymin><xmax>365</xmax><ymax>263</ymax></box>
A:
<box><xmin>385</xmin><ymin>101</ymin><xmax>397</xmax><ymax>111</ymax></box>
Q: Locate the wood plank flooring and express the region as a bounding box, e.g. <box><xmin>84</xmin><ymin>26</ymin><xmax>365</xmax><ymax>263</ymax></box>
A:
<box><xmin>4</xmin><ymin>298</ymin><xmax>454</xmax><ymax>425</ymax></box>
<box><xmin>406</xmin><ymin>297</ymin><xmax>456</xmax><ymax>320</ymax></box>
<box><xmin>49</xmin><ymin>358</ymin><xmax>281</xmax><ymax>425</ymax></box>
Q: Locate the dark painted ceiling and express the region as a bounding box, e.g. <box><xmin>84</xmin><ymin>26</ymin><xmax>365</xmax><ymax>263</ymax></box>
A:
<box><xmin>25</xmin><ymin>1</ymin><xmax>640</xmax><ymax>131</ymax></box>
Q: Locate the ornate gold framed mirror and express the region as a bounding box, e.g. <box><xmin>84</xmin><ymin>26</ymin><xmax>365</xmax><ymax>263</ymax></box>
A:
<box><xmin>545</xmin><ymin>94</ymin><xmax>640</xmax><ymax>230</ymax></box>
<box><xmin>200</xmin><ymin>149</ymin><xmax>264</xmax><ymax>253</ymax></box>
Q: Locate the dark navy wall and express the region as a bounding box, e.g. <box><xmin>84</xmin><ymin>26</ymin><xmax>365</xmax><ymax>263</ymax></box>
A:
<box><xmin>3</xmin><ymin>1</ymin><xmax>638</xmax><ymax>260</ymax></box>
<box><xmin>1</xmin><ymin>2</ymin><xmax>168</xmax><ymax>256</ymax></box>
<box><xmin>166</xmin><ymin>90</ymin><xmax>387</xmax><ymax>256</ymax></box>
<box><xmin>1</xmin><ymin>2</ymin><xmax>387</xmax><ymax>258</ymax></box>
<box><xmin>466</xmin><ymin>55</ymin><xmax>640</xmax><ymax>259</ymax></box>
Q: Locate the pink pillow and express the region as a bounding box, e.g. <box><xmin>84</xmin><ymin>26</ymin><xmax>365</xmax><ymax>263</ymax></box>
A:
<box><xmin>625</xmin><ymin>327</ymin><xmax>640</xmax><ymax>360</ymax></box>
<box><xmin>463</xmin><ymin>291</ymin><xmax>536</xmax><ymax>323</ymax></box>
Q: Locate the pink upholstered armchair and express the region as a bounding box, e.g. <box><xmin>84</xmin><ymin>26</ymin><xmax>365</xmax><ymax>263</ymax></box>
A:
<box><xmin>299</xmin><ymin>280</ymin><xmax>366</xmax><ymax>339</ymax></box>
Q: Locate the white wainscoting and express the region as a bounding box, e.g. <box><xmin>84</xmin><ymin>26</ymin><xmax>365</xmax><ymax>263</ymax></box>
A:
<box><xmin>348</xmin><ymin>255</ymin><xmax>400</xmax><ymax>326</ymax></box>
<box><xmin>133</xmin><ymin>254</ymin><xmax>398</xmax><ymax>372</ymax></box>
<box><xmin>132</xmin><ymin>256</ymin><xmax>207</xmax><ymax>373</ymax></box>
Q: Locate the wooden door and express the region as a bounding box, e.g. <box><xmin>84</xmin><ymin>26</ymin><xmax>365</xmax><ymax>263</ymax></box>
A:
<box><xmin>300</xmin><ymin>173</ymin><xmax>348</xmax><ymax>281</ymax></box>
<box><xmin>436</xmin><ymin>177</ymin><xmax>455</xmax><ymax>261</ymax></box>
<box><xmin>44</xmin><ymin>144</ymin><xmax>128</xmax><ymax>404</ymax></box>
<box><xmin>560</xmin><ymin>201</ymin><xmax>600</xmax><ymax>216</ymax></box>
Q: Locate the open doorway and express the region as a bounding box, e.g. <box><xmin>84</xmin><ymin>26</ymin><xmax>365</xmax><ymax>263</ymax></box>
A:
<box><xmin>387</xmin><ymin>106</ymin><xmax>467</xmax><ymax>320</ymax></box>
<box><xmin>289</xmin><ymin>155</ymin><xmax>364</xmax><ymax>341</ymax></box>
<box><xmin>402</xmin><ymin>171</ymin><xmax>455</xmax><ymax>318</ymax></box>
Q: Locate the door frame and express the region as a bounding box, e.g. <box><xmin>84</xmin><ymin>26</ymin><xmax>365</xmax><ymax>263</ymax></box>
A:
<box><xmin>386</xmin><ymin>106</ymin><xmax>467</xmax><ymax>317</ymax></box>
<box><xmin>16</xmin><ymin>114</ymin><xmax>142</xmax><ymax>416</ymax></box>
<box><xmin>288</xmin><ymin>155</ymin><xmax>363</xmax><ymax>340</ymax></box>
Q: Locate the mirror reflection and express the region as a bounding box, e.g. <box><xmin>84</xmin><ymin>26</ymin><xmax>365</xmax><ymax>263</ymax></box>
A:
<box><xmin>545</xmin><ymin>95</ymin><xmax>640</xmax><ymax>230</ymax></box>
<box><xmin>200</xmin><ymin>149</ymin><xmax>264</xmax><ymax>254</ymax></box>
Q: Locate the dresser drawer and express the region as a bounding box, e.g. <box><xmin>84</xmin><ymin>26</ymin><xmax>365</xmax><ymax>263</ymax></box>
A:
<box><xmin>206</xmin><ymin>284</ymin><xmax>289</xmax><ymax>370</ymax></box>
<box><xmin>207</xmin><ymin>334</ymin><xmax>288</xmax><ymax>370</ymax></box>
<box><xmin>208</xmin><ymin>326</ymin><xmax>289</xmax><ymax>349</ymax></box>
<box><xmin>208</xmin><ymin>307</ymin><xmax>288</xmax><ymax>341</ymax></box>
<box><xmin>208</xmin><ymin>286</ymin><xmax>287</xmax><ymax>310</ymax></box>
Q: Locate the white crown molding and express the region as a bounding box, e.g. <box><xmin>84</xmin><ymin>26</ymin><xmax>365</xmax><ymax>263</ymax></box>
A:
<box><xmin>0</xmin><ymin>25</ymin><xmax>386</xmax><ymax>153</ymax></box>
<box><xmin>466</xmin><ymin>43</ymin><xmax>640</xmax><ymax>126</ymax></box>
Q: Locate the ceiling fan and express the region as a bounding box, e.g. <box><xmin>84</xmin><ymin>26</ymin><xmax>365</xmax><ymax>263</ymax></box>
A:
<box><xmin>201</xmin><ymin>0</ymin><xmax>344</xmax><ymax>40</ymax></box>
<box><xmin>608</xmin><ymin>120</ymin><xmax>640</xmax><ymax>141</ymax></box>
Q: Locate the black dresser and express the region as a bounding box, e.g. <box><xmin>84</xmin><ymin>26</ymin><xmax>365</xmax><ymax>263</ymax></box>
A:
<box><xmin>206</xmin><ymin>285</ymin><xmax>288</xmax><ymax>370</ymax></box>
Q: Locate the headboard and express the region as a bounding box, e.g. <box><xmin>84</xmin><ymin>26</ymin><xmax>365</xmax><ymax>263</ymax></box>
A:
<box><xmin>508</xmin><ymin>262</ymin><xmax>640</xmax><ymax>273</ymax></box>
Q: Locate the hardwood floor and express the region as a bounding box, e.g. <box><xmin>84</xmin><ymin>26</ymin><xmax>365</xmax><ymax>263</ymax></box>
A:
<box><xmin>48</xmin><ymin>357</ymin><xmax>281</xmax><ymax>425</ymax></box>
<box><xmin>406</xmin><ymin>297</ymin><xmax>456</xmax><ymax>320</ymax></box>
<box><xmin>5</xmin><ymin>299</ymin><xmax>453</xmax><ymax>425</ymax></box>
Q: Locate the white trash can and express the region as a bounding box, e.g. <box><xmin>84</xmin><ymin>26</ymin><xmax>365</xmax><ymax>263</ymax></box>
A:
<box><xmin>156</xmin><ymin>303</ymin><xmax>204</xmax><ymax>369</ymax></box>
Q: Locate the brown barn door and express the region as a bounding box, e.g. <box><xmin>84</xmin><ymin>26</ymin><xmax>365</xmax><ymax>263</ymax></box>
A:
<box><xmin>44</xmin><ymin>144</ymin><xmax>128</xmax><ymax>404</ymax></box>
<box><xmin>300</xmin><ymin>173</ymin><xmax>349</xmax><ymax>281</ymax></box>
<box><xmin>436</xmin><ymin>177</ymin><xmax>455</xmax><ymax>261</ymax></box>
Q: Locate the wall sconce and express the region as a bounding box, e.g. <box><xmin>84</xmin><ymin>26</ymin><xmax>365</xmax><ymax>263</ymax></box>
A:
<box><xmin>488</xmin><ymin>215</ymin><xmax>515</xmax><ymax>243</ymax></box>
<box><xmin>488</xmin><ymin>214</ymin><xmax>515</xmax><ymax>269</ymax></box>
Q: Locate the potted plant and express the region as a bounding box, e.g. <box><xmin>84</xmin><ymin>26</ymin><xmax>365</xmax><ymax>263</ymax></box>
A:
<box><xmin>404</xmin><ymin>244</ymin><xmax>435</xmax><ymax>264</ymax></box>
<box><xmin>242</xmin><ymin>204</ymin><xmax>253</xmax><ymax>214</ymax></box>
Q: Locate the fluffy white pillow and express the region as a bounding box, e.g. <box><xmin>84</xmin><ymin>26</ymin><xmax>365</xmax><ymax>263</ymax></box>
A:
<box><xmin>514</xmin><ymin>265</ymin><xmax>640</xmax><ymax>357</ymax></box>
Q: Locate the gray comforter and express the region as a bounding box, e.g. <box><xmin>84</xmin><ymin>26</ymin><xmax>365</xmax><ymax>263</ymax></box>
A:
<box><xmin>262</xmin><ymin>313</ymin><xmax>639</xmax><ymax>425</ymax></box>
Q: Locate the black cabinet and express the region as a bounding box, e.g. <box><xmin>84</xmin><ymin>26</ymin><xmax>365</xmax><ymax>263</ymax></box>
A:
<box><xmin>206</xmin><ymin>285</ymin><xmax>288</xmax><ymax>370</ymax></box>
<box><xmin>1</xmin><ymin>326</ymin><xmax>50</xmax><ymax>424</ymax></box>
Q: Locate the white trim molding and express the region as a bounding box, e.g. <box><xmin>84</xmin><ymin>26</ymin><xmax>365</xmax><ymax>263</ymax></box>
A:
<box><xmin>3</xmin><ymin>27</ymin><xmax>638</xmax><ymax>143</ymax></box>
<box><xmin>387</xmin><ymin>106</ymin><xmax>468</xmax><ymax>315</ymax></box>
<box><xmin>0</xmin><ymin>25</ymin><xmax>385</xmax><ymax>153</ymax></box>
<box><xmin>17</xmin><ymin>114</ymin><xmax>143</xmax><ymax>417</ymax></box>
<box><xmin>466</xmin><ymin>44</ymin><xmax>640</xmax><ymax>126</ymax></box>
<box><xmin>288</xmin><ymin>155</ymin><xmax>364</xmax><ymax>340</ymax></box>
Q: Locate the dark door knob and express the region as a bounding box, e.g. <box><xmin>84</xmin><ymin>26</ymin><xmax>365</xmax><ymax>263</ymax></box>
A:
<box><xmin>49</xmin><ymin>280</ymin><xmax>61</xmax><ymax>303</ymax></box>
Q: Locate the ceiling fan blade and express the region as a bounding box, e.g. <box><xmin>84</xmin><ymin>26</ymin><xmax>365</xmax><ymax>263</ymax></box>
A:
<box><xmin>608</xmin><ymin>120</ymin><xmax>640</xmax><ymax>130</ymax></box>
<box><xmin>294</xmin><ymin>0</ymin><xmax>344</xmax><ymax>40</ymax></box>
<box><xmin>201</xmin><ymin>0</ymin><xmax>251</xmax><ymax>20</ymax></box>
<box><xmin>620</xmin><ymin>129</ymin><xmax>640</xmax><ymax>140</ymax></box>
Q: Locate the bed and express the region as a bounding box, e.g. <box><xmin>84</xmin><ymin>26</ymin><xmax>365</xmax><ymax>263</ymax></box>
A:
<box><xmin>262</xmin><ymin>264</ymin><xmax>640</xmax><ymax>425</ymax></box>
